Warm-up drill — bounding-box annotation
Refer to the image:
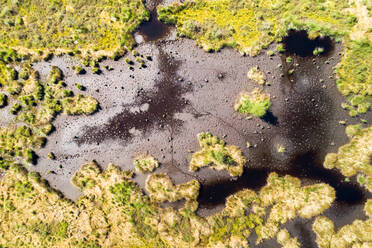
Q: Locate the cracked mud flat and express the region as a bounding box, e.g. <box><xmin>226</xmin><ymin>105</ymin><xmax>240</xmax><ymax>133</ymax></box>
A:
<box><xmin>28</xmin><ymin>8</ymin><xmax>371</xmax><ymax>248</ymax></box>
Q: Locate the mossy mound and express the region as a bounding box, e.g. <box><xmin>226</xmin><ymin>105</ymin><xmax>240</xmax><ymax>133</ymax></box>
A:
<box><xmin>247</xmin><ymin>66</ymin><xmax>267</xmax><ymax>85</ymax></box>
<box><xmin>324</xmin><ymin>125</ymin><xmax>372</xmax><ymax>192</ymax></box>
<box><xmin>337</xmin><ymin>40</ymin><xmax>372</xmax><ymax>116</ymax></box>
<box><xmin>0</xmin><ymin>161</ymin><xmax>336</xmax><ymax>247</ymax></box>
<box><xmin>234</xmin><ymin>88</ymin><xmax>271</xmax><ymax>117</ymax></box>
<box><xmin>189</xmin><ymin>132</ymin><xmax>246</xmax><ymax>177</ymax></box>
<box><xmin>145</xmin><ymin>173</ymin><xmax>200</xmax><ymax>211</ymax></box>
<box><xmin>313</xmin><ymin>213</ymin><xmax>372</xmax><ymax>248</ymax></box>
<box><xmin>0</xmin><ymin>0</ymin><xmax>149</xmax><ymax>61</ymax></box>
<box><xmin>134</xmin><ymin>155</ymin><xmax>159</xmax><ymax>173</ymax></box>
<box><xmin>0</xmin><ymin>63</ymin><xmax>98</xmax><ymax>165</ymax></box>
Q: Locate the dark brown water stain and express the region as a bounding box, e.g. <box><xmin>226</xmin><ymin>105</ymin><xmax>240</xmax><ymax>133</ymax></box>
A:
<box><xmin>198</xmin><ymin>168</ymin><xmax>269</xmax><ymax>208</ymax></box>
<box><xmin>282</xmin><ymin>29</ymin><xmax>333</xmax><ymax>57</ymax></box>
<box><xmin>76</xmin><ymin>49</ymin><xmax>191</xmax><ymax>145</ymax></box>
<box><xmin>197</xmin><ymin>31</ymin><xmax>370</xmax><ymax>226</ymax></box>
<box><xmin>138</xmin><ymin>0</ymin><xmax>171</xmax><ymax>42</ymax></box>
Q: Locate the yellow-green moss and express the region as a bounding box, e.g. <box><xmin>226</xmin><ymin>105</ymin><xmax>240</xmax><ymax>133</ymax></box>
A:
<box><xmin>337</xmin><ymin>40</ymin><xmax>372</xmax><ymax>116</ymax></box>
<box><xmin>0</xmin><ymin>64</ymin><xmax>98</xmax><ymax>165</ymax></box>
<box><xmin>158</xmin><ymin>0</ymin><xmax>355</xmax><ymax>55</ymax></box>
<box><xmin>189</xmin><ymin>132</ymin><xmax>246</xmax><ymax>177</ymax></box>
<box><xmin>0</xmin><ymin>0</ymin><xmax>149</xmax><ymax>61</ymax></box>
<box><xmin>134</xmin><ymin>155</ymin><xmax>159</xmax><ymax>173</ymax></box>
<box><xmin>234</xmin><ymin>88</ymin><xmax>271</xmax><ymax>117</ymax></box>
<box><xmin>145</xmin><ymin>173</ymin><xmax>200</xmax><ymax>211</ymax></box>
<box><xmin>247</xmin><ymin>66</ymin><xmax>267</xmax><ymax>85</ymax></box>
<box><xmin>324</xmin><ymin>125</ymin><xmax>372</xmax><ymax>192</ymax></box>
<box><xmin>313</xmin><ymin>209</ymin><xmax>372</xmax><ymax>248</ymax></box>
<box><xmin>0</xmin><ymin>162</ymin><xmax>336</xmax><ymax>247</ymax></box>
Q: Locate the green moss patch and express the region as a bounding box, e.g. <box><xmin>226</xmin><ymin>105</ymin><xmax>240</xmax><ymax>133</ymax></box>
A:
<box><xmin>234</xmin><ymin>88</ymin><xmax>271</xmax><ymax>117</ymax></box>
<box><xmin>0</xmin><ymin>63</ymin><xmax>98</xmax><ymax>165</ymax></box>
<box><xmin>134</xmin><ymin>155</ymin><xmax>159</xmax><ymax>173</ymax></box>
<box><xmin>145</xmin><ymin>173</ymin><xmax>200</xmax><ymax>211</ymax></box>
<box><xmin>0</xmin><ymin>161</ymin><xmax>336</xmax><ymax>247</ymax></box>
<box><xmin>0</xmin><ymin>0</ymin><xmax>149</xmax><ymax>61</ymax></box>
<box><xmin>189</xmin><ymin>132</ymin><xmax>246</xmax><ymax>177</ymax></box>
<box><xmin>247</xmin><ymin>66</ymin><xmax>267</xmax><ymax>85</ymax></box>
<box><xmin>158</xmin><ymin>0</ymin><xmax>355</xmax><ymax>55</ymax></box>
<box><xmin>324</xmin><ymin>125</ymin><xmax>372</xmax><ymax>192</ymax></box>
<box><xmin>337</xmin><ymin>40</ymin><xmax>372</xmax><ymax>116</ymax></box>
<box><xmin>313</xmin><ymin>213</ymin><xmax>372</xmax><ymax>248</ymax></box>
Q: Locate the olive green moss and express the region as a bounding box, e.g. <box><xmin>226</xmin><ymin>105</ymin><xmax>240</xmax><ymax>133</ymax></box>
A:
<box><xmin>158</xmin><ymin>0</ymin><xmax>355</xmax><ymax>55</ymax></box>
<box><xmin>0</xmin><ymin>0</ymin><xmax>149</xmax><ymax>61</ymax></box>
<box><xmin>247</xmin><ymin>66</ymin><xmax>267</xmax><ymax>85</ymax></box>
<box><xmin>189</xmin><ymin>132</ymin><xmax>246</xmax><ymax>177</ymax></box>
<box><xmin>0</xmin><ymin>161</ymin><xmax>336</xmax><ymax>247</ymax></box>
<box><xmin>134</xmin><ymin>155</ymin><xmax>159</xmax><ymax>173</ymax></box>
<box><xmin>324</xmin><ymin>125</ymin><xmax>372</xmax><ymax>192</ymax></box>
<box><xmin>0</xmin><ymin>63</ymin><xmax>98</xmax><ymax>165</ymax></box>
<box><xmin>0</xmin><ymin>92</ymin><xmax>7</xmax><ymax>107</ymax></box>
<box><xmin>0</xmin><ymin>125</ymin><xmax>45</xmax><ymax>164</ymax></box>
<box><xmin>145</xmin><ymin>173</ymin><xmax>200</xmax><ymax>211</ymax></box>
<box><xmin>234</xmin><ymin>88</ymin><xmax>271</xmax><ymax>117</ymax></box>
<box><xmin>337</xmin><ymin>40</ymin><xmax>372</xmax><ymax>116</ymax></box>
<box><xmin>313</xmin><ymin>211</ymin><xmax>372</xmax><ymax>248</ymax></box>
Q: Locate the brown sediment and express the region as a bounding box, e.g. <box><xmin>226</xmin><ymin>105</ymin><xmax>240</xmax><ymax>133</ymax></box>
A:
<box><xmin>76</xmin><ymin>48</ymin><xmax>191</xmax><ymax>145</ymax></box>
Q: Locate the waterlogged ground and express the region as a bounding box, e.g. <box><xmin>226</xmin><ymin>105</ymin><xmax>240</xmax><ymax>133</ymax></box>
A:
<box><xmin>0</xmin><ymin>0</ymin><xmax>371</xmax><ymax>247</ymax></box>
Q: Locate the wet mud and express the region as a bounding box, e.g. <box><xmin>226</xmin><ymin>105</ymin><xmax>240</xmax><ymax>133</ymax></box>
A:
<box><xmin>138</xmin><ymin>0</ymin><xmax>171</xmax><ymax>42</ymax></box>
<box><xmin>29</xmin><ymin>23</ymin><xmax>371</xmax><ymax>248</ymax></box>
<box><xmin>197</xmin><ymin>31</ymin><xmax>371</xmax><ymax>227</ymax></box>
<box><xmin>76</xmin><ymin>49</ymin><xmax>190</xmax><ymax>145</ymax></box>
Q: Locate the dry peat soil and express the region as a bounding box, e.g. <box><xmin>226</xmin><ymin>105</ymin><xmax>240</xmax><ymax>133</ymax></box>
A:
<box><xmin>25</xmin><ymin>1</ymin><xmax>372</xmax><ymax>247</ymax></box>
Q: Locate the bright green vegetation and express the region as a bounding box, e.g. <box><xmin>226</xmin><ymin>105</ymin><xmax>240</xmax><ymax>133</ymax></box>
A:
<box><xmin>134</xmin><ymin>155</ymin><xmax>159</xmax><ymax>173</ymax></box>
<box><xmin>0</xmin><ymin>63</ymin><xmax>98</xmax><ymax>165</ymax></box>
<box><xmin>337</xmin><ymin>40</ymin><xmax>372</xmax><ymax>116</ymax></box>
<box><xmin>158</xmin><ymin>0</ymin><xmax>355</xmax><ymax>55</ymax></box>
<box><xmin>189</xmin><ymin>132</ymin><xmax>246</xmax><ymax>177</ymax></box>
<box><xmin>277</xmin><ymin>145</ymin><xmax>286</xmax><ymax>153</ymax></box>
<box><xmin>0</xmin><ymin>160</ymin><xmax>336</xmax><ymax>247</ymax></box>
<box><xmin>0</xmin><ymin>0</ymin><xmax>149</xmax><ymax>61</ymax></box>
<box><xmin>313</xmin><ymin>47</ymin><xmax>324</xmax><ymax>55</ymax></box>
<box><xmin>234</xmin><ymin>88</ymin><xmax>271</xmax><ymax>117</ymax></box>
<box><xmin>145</xmin><ymin>173</ymin><xmax>200</xmax><ymax>211</ymax></box>
<box><xmin>313</xmin><ymin>202</ymin><xmax>372</xmax><ymax>248</ymax></box>
<box><xmin>324</xmin><ymin>125</ymin><xmax>372</xmax><ymax>192</ymax></box>
<box><xmin>247</xmin><ymin>66</ymin><xmax>267</xmax><ymax>85</ymax></box>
